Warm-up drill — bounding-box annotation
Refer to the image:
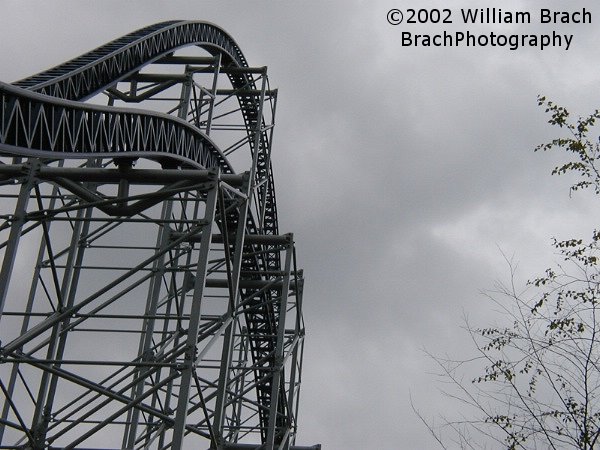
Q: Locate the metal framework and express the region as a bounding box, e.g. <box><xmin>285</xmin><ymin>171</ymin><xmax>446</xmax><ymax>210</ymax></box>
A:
<box><xmin>0</xmin><ymin>21</ymin><xmax>317</xmax><ymax>450</ymax></box>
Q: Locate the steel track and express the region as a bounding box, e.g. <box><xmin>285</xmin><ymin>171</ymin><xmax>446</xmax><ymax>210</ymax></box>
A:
<box><xmin>0</xmin><ymin>21</ymin><xmax>303</xmax><ymax>449</ymax></box>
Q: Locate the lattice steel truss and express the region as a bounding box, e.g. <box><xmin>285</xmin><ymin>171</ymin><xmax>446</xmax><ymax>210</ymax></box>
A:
<box><xmin>0</xmin><ymin>21</ymin><xmax>317</xmax><ymax>450</ymax></box>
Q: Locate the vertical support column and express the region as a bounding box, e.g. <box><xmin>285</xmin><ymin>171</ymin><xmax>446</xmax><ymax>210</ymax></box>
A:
<box><xmin>30</xmin><ymin>203</ymin><xmax>92</xmax><ymax>448</ymax></box>
<box><xmin>0</xmin><ymin>159</ymin><xmax>38</xmax><ymax>322</ymax></box>
<box><xmin>122</xmin><ymin>69</ymin><xmax>193</xmax><ymax>447</ymax></box>
<box><xmin>171</xmin><ymin>174</ymin><xmax>219</xmax><ymax>450</ymax></box>
<box><xmin>284</xmin><ymin>261</ymin><xmax>305</xmax><ymax>450</ymax></box>
<box><xmin>122</xmin><ymin>199</ymin><xmax>174</xmax><ymax>449</ymax></box>
<box><xmin>290</xmin><ymin>340</ymin><xmax>306</xmax><ymax>450</ymax></box>
<box><xmin>178</xmin><ymin>71</ymin><xmax>193</xmax><ymax>120</ymax></box>
<box><xmin>0</xmin><ymin>165</ymin><xmax>63</xmax><ymax>444</ymax></box>
<box><xmin>27</xmin><ymin>158</ymin><xmax>101</xmax><ymax>447</ymax></box>
<box><xmin>205</xmin><ymin>54</ymin><xmax>222</xmax><ymax>136</ymax></box>
<box><xmin>265</xmin><ymin>235</ymin><xmax>294</xmax><ymax>450</ymax></box>
<box><xmin>157</xmin><ymin>192</ymin><xmax>203</xmax><ymax>450</ymax></box>
<box><xmin>212</xmin><ymin>175</ymin><xmax>251</xmax><ymax>445</ymax></box>
<box><xmin>230</xmin><ymin>325</ymin><xmax>249</xmax><ymax>443</ymax></box>
<box><xmin>125</xmin><ymin>73</ymin><xmax>196</xmax><ymax>446</ymax></box>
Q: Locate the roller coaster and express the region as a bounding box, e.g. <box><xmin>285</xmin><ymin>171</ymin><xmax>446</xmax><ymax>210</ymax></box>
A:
<box><xmin>0</xmin><ymin>21</ymin><xmax>317</xmax><ymax>450</ymax></box>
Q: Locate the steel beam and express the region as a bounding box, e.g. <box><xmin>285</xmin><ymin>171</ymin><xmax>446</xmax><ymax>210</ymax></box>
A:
<box><xmin>0</xmin><ymin>20</ymin><xmax>314</xmax><ymax>450</ymax></box>
<box><xmin>265</xmin><ymin>239</ymin><xmax>293</xmax><ymax>449</ymax></box>
<box><xmin>0</xmin><ymin>160</ymin><xmax>38</xmax><ymax>322</ymax></box>
<box><xmin>171</xmin><ymin>181</ymin><xmax>218</xmax><ymax>449</ymax></box>
<box><xmin>212</xmin><ymin>176</ymin><xmax>251</xmax><ymax>446</ymax></box>
<box><xmin>0</xmin><ymin>165</ymin><xmax>245</xmax><ymax>186</ymax></box>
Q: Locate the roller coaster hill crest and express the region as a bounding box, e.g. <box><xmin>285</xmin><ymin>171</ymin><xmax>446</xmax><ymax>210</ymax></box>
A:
<box><xmin>0</xmin><ymin>20</ymin><xmax>320</xmax><ymax>450</ymax></box>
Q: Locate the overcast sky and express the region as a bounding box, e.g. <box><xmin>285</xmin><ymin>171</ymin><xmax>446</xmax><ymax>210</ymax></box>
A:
<box><xmin>2</xmin><ymin>1</ymin><xmax>600</xmax><ymax>448</ymax></box>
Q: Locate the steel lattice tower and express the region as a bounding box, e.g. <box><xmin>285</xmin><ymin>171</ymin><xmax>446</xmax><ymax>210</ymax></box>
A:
<box><xmin>0</xmin><ymin>21</ymin><xmax>317</xmax><ymax>450</ymax></box>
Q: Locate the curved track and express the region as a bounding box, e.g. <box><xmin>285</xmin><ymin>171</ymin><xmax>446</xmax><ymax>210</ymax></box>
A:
<box><xmin>0</xmin><ymin>21</ymin><xmax>304</xmax><ymax>449</ymax></box>
<box><xmin>11</xmin><ymin>20</ymin><xmax>277</xmax><ymax>237</ymax></box>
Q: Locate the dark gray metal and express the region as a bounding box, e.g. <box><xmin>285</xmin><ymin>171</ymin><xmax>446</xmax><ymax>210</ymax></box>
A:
<box><xmin>172</xmin><ymin>182</ymin><xmax>218</xmax><ymax>449</ymax></box>
<box><xmin>212</xmin><ymin>176</ymin><xmax>251</xmax><ymax>445</ymax></box>
<box><xmin>266</xmin><ymin>239</ymin><xmax>293</xmax><ymax>449</ymax></box>
<box><xmin>0</xmin><ymin>20</ymin><xmax>315</xmax><ymax>450</ymax></box>
<box><xmin>0</xmin><ymin>164</ymin><xmax>246</xmax><ymax>185</ymax></box>
<box><xmin>0</xmin><ymin>161</ymin><xmax>37</xmax><ymax>321</ymax></box>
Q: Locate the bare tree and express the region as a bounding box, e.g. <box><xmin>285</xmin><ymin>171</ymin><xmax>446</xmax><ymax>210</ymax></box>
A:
<box><xmin>420</xmin><ymin>99</ymin><xmax>600</xmax><ymax>449</ymax></box>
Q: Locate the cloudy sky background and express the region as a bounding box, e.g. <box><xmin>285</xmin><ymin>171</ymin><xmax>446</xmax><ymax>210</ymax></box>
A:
<box><xmin>2</xmin><ymin>0</ymin><xmax>600</xmax><ymax>448</ymax></box>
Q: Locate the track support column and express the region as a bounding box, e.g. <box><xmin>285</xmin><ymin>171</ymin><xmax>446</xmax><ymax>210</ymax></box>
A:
<box><xmin>171</xmin><ymin>173</ymin><xmax>219</xmax><ymax>450</ymax></box>
<box><xmin>0</xmin><ymin>159</ymin><xmax>38</xmax><ymax>322</ymax></box>
<box><xmin>212</xmin><ymin>174</ymin><xmax>251</xmax><ymax>446</ymax></box>
<box><xmin>265</xmin><ymin>234</ymin><xmax>294</xmax><ymax>449</ymax></box>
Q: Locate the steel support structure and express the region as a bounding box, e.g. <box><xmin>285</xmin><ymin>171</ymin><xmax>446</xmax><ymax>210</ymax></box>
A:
<box><xmin>0</xmin><ymin>21</ymin><xmax>314</xmax><ymax>450</ymax></box>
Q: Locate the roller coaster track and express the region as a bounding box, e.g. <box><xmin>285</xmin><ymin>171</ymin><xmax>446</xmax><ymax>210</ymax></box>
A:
<box><xmin>0</xmin><ymin>21</ymin><xmax>314</xmax><ymax>450</ymax></box>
